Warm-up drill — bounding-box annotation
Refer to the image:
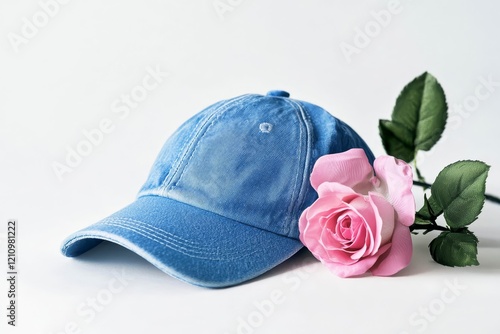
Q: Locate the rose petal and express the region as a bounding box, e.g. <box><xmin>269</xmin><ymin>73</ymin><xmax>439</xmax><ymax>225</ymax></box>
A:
<box><xmin>323</xmin><ymin>253</ymin><xmax>379</xmax><ymax>278</ymax></box>
<box><xmin>319</xmin><ymin>214</ymin><xmax>344</xmax><ymax>250</ymax></box>
<box><xmin>299</xmin><ymin>208</ymin><xmax>325</xmax><ymax>253</ymax></box>
<box><xmin>325</xmin><ymin>248</ymin><xmax>358</xmax><ymax>265</ymax></box>
<box><xmin>336</xmin><ymin>214</ymin><xmax>353</xmax><ymax>240</ymax></box>
<box><xmin>348</xmin><ymin>217</ymin><xmax>367</xmax><ymax>250</ymax></box>
<box><xmin>311</xmin><ymin>149</ymin><xmax>374</xmax><ymax>194</ymax></box>
<box><xmin>300</xmin><ymin>205</ymin><xmax>347</xmax><ymax>261</ymax></box>
<box><xmin>316</xmin><ymin>182</ymin><xmax>357</xmax><ymax>199</ymax></box>
<box><xmin>370</xmin><ymin>223</ymin><xmax>413</xmax><ymax>276</ymax></box>
<box><xmin>341</xmin><ymin>197</ymin><xmax>372</xmax><ymax>259</ymax></box>
<box><xmin>368</xmin><ymin>192</ymin><xmax>395</xmax><ymax>252</ymax></box>
<box><xmin>347</xmin><ymin>196</ymin><xmax>377</xmax><ymax>255</ymax></box>
<box><xmin>373</xmin><ymin>156</ymin><xmax>415</xmax><ymax>227</ymax></box>
<box><xmin>304</xmin><ymin>196</ymin><xmax>343</xmax><ymax>221</ymax></box>
<box><xmin>300</xmin><ymin>221</ymin><xmax>326</xmax><ymax>255</ymax></box>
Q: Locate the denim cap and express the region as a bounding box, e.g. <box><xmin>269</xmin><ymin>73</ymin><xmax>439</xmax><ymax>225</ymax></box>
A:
<box><xmin>61</xmin><ymin>90</ymin><xmax>375</xmax><ymax>288</ymax></box>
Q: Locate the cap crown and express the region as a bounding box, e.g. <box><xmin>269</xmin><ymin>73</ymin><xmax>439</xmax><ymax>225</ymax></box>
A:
<box><xmin>139</xmin><ymin>92</ymin><xmax>374</xmax><ymax>239</ymax></box>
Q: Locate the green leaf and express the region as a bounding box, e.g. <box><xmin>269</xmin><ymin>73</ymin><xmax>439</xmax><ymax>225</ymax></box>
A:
<box><xmin>431</xmin><ymin>160</ymin><xmax>490</xmax><ymax>229</ymax></box>
<box><xmin>379</xmin><ymin>72</ymin><xmax>448</xmax><ymax>162</ymax></box>
<box><xmin>379</xmin><ymin>120</ymin><xmax>415</xmax><ymax>162</ymax></box>
<box><xmin>414</xmin><ymin>216</ymin><xmax>431</xmax><ymax>225</ymax></box>
<box><xmin>429</xmin><ymin>231</ymin><xmax>479</xmax><ymax>267</ymax></box>
<box><xmin>417</xmin><ymin>193</ymin><xmax>442</xmax><ymax>221</ymax></box>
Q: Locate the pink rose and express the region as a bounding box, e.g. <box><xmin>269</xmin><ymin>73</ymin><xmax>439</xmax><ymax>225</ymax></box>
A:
<box><xmin>299</xmin><ymin>148</ymin><xmax>415</xmax><ymax>277</ymax></box>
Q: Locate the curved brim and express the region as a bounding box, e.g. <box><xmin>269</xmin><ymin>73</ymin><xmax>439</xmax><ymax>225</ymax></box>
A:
<box><xmin>61</xmin><ymin>195</ymin><xmax>303</xmax><ymax>288</ymax></box>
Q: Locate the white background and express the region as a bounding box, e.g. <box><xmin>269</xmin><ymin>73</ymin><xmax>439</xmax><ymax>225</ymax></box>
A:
<box><xmin>1</xmin><ymin>0</ymin><xmax>500</xmax><ymax>333</ymax></box>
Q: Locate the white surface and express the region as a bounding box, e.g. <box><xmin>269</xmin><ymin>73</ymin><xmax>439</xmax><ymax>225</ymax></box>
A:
<box><xmin>1</xmin><ymin>1</ymin><xmax>500</xmax><ymax>333</ymax></box>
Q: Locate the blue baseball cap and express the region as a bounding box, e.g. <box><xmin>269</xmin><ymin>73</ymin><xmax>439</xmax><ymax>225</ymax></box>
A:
<box><xmin>61</xmin><ymin>90</ymin><xmax>374</xmax><ymax>288</ymax></box>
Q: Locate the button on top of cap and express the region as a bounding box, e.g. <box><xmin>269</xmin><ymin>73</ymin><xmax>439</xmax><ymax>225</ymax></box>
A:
<box><xmin>266</xmin><ymin>90</ymin><xmax>290</xmax><ymax>98</ymax></box>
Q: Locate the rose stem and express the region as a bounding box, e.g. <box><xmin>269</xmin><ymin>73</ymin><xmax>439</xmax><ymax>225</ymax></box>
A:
<box><xmin>409</xmin><ymin>224</ymin><xmax>448</xmax><ymax>233</ymax></box>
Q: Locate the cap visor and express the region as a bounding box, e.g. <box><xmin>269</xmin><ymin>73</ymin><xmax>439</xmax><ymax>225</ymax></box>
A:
<box><xmin>61</xmin><ymin>195</ymin><xmax>303</xmax><ymax>288</ymax></box>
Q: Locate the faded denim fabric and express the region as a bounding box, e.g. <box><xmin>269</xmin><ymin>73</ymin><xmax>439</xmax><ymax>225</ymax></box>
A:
<box><xmin>61</xmin><ymin>90</ymin><xmax>374</xmax><ymax>288</ymax></box>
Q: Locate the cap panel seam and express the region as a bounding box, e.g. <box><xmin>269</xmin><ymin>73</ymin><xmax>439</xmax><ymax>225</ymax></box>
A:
<box><xmin>167</xmin><ymin>95</ymin><xmax>251</xmax><ymax>193</ymax></box>
<box><xmin>280</xmin><ymin>98</ymin><xmax>304</xmax><ymax>235</ymax></box>
<box><xmin>283</xmin><ymin>99</ymin><xmax>313</xmax><ymax>238</ymax></box>
<box><xmin>159</xmin><ymin>94</ymin><xmax>250</xmax><ymax>195</ymax></box>
<box><xmin>158</xmin><ymin>96</ymin><xmax>238</xmax><ymax>193</ymax></box>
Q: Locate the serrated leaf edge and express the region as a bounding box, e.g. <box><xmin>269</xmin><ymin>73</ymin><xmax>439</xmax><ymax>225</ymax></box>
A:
<box><xmin>432</xmin><ymin>160</ymin><xmax>490</xmax><ymax>228</ymax></box>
